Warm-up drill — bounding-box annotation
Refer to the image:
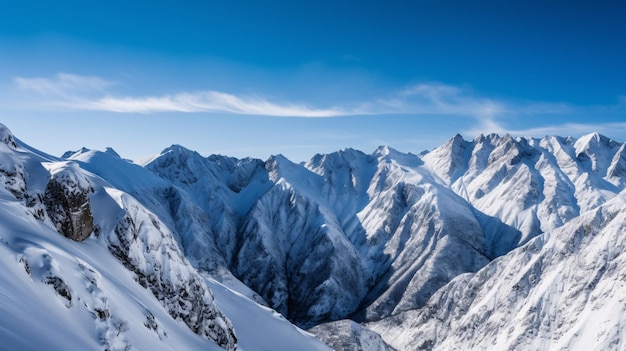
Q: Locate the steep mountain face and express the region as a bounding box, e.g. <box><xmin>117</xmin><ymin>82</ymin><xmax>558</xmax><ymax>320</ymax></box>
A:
<box><xmin>142</xmin><ymin>145</ymin><xmax>503</xmax><ymax>327</ymax></box>
<box><xmin>367</xmin><ymin>191</ymin><xmax>626</xmax><ymax>351</ymax></box>
<box><xmin>0</xmin><ymin>124</ymin><xmax>333</xmax><ymax>351</ymax></box>
<box><xmin>143</xmin><ymin>145</ymin><xmax>268</xmax><ymax>271</ymax></box>
<box><xmin>144</xmin><ymin>149</ymin><xmax>372</xmax><ymax>326</ymax></box>
<box><xmin>0</xmin><ymin>128</ymin><xmax>238</xmax><ymax>350</ymax></box>
<box><xmin>315</xmin><ymin>147</ymin><xmax>492</xmax><ymax>322</ymax></box>
<box><xmin>234</xmin><ymin>155</ymin><xmax>370</xmax><ymax>326</ymax></box>
<box><xmin>140</xmin><ymin>134</ymin><xmax>626</xmax><ymax>329</ymax></box>
<box><xmin>104</xmin><ymin>192</ymin><xmax>237</xmax><ymax>349</ymax></box>
<box><xmin>423</xmin><ymin>133</ymin><xmax>626</xmax><ymax>247</ymax></box>
<box><xmin>142</xmin><ymin>146</ymin><xmax>273</xmax><ymax>301</ymax></box>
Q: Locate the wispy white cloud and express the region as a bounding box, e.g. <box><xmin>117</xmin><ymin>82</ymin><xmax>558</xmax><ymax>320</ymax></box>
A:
<box><xmin>14</xmin><ymin>73</ymin><xmax>115</xmax><ymax>97</ymax></box>
<box><xmin>13</xmin><ymin>73</ymin><xmax>353</xmax><ymax>116</ymax></box>
<box><xmin>377</xmin><ymin>83</ymin><xmax>507</xmax><ymax>118</ymax></box>
<box><xmin>67</xmin><ymin>91</ymin><xmax>348</xmax><ymax>116</ymax></box>
<box><xmin>10</xmin><ymin>73</ymin><xmax>586</xmax><ymax>122</ymax></box>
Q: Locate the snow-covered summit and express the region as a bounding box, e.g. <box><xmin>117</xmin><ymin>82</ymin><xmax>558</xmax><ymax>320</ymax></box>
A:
<box><xmin>422</xmin><ymin>132</ymin><xmax>626</xmax><ymax>245</ymax></box>
<box><xmin>0</xmin><ymin>122</ymin><xmax>18</xmax><ymax>148</ymax></box>
<box><xmin>61</xmin><ymin>147</ymin><xmax>91</xmax><ymax>159</ymax></box>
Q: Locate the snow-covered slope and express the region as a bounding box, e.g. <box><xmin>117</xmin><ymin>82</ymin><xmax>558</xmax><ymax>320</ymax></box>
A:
<box><xmin>423</xmin><ymin>133</ymin><xmax>626</xmax><ymax>247</ymax></box>
<box><xmin>368</xmin><ymin>190</ymin><xmax>626</xmax><ymax>350</ymax></box>
<box><xmin>235</xmin><ymin>155</ymin><xmax>370</xmax><ymax>326</ymax></box>
<box><xmin>316</xmin><ymin>146</ymin><xmax>492</xmax><ymax>321</ymax></box>
<box><xmin>69</xmin><ymin>146</ymin><xmax>266</xmax><ymax>303</ymax></box>
<box><xmin>0</xmin><ymin>124</ymin><xmax>329</xmax><ymax>351</ymax></box>
<box><xmin>143</xmin><ymin>145</ymin><xmax>504</xmax><ymax>326</ymax></box>
<box><xmin>4</xmin><ymin>120</ymin><xmax>626</xmax><ymax>351</ymax></box>
<box><xmin>309</xmin><ymin>319</ymin><xmax>397</xmax><ymax>351</ymax></box>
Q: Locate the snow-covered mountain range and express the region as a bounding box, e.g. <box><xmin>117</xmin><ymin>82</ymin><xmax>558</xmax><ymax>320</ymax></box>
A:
<box><xmin>1</xmin><ymin>121</ymin><xmax>625</xmax><ymax>350</ymax></box>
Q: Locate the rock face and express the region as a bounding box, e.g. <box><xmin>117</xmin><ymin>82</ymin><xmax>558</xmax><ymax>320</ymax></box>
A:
<box><xmin>234</xmin><ymin>174</ymin><xmax>370</xmax><ymax>327</ymax></box>
<box><xmin>106</xmin><ymin>192</ymin><xmax>238</xmax><ymax>350</ymax></box>
<box><xmin>143</xmin><ymin>146</ymin><xmax>498</xmax><ymax>327</ymax></box>
<box><xmin>44</xmin><ymin>163</ymin><xmax>94</xmax><ymax>241</ymax></box>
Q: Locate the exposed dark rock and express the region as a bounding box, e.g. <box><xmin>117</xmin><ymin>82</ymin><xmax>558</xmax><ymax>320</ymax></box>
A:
<box><xmin>19</xmin><ymin>256</ymin><xmax>31</xmax><ymax>276</ymax></box>
<box><xmin>0</xmin><ymin>167</ymin><xmax>28</xmax><ymax>200</ymax></box>
<box><xmin>44</xmin><ymin>168</ymin><xmax>94</xmax><ymax>241</ymax></box>
<box><xmin>93</xmin><ymin>307</ymin><xmax>110</xmax><ymax>320</ymax></box>
<box><xmin>44</xmin><ymin>275</ymin><xmax>72</xmax><ymax>307</ymax></box>
<box><xmin>143</xmin><ymin>312</ymin><xmax>159</xmax><ymax>333</ymax></box>
<box><xmin>109</xmin><ymin>213</ymin><xmax>238</xmax><ymax>350</ymax></box>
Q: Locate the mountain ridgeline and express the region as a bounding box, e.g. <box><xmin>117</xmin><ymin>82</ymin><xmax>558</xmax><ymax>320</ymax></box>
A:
<box><xmin>141</xmin><ymin>132</ymin><xmax>626</xmax><ymax>327</ymax></box>
<box><xmin>1</xmin><ymin>121</ymin><xmax>626</xmax><ymax>351</ymax></box>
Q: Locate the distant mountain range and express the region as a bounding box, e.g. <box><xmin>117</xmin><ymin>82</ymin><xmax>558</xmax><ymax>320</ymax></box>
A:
<box><xmin>1</xmin><ymin>122</ymin><xmax>625</xmax><ymax>350</ymax></box>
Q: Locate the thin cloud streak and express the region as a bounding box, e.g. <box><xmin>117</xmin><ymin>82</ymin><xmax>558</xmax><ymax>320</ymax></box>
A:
<box><xmin>382</xmin><ymin>83</ymin><xmax>507</xmax><ymax>117</ymax></box>
<box><xmin>14</xmin><ymin>73</ymin><xmax>115</xmax><ymax>97</ymax></box>
<box><xmin>12</xmin><ymin>73</ymin><xmax>582</xmax><ymax>119</ymax></box>
<box><xmin>67</xmin><ymin>92</ymin><xmax>349</xmax><ymax>117</ymax></box>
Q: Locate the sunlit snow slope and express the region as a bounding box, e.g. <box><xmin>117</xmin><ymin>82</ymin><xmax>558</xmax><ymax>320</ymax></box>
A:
<box><xmin>0</xmin><ymin>123</ymin><xmax>329</xmax><ymax>351</ymax></box>
<box><xmin>2</xmin><ymin>120</ymin><xmax>626</xmax><ymax>351</ymax></box>
<box><xmin>368</xmin><ymin>191</ymin><xmax>626</xmax><ymax>351</ymax></box>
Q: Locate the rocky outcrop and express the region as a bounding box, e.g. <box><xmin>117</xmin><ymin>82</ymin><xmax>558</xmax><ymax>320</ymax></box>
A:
<box><xmin>44</xmin><ymin>163</ymin><xmax>94</xmax><ymax>241</ymax></box>
<box><xmin>0</xmin><ymin>162</ymin><xmax>28</xmax><ymax>200</ymax></box>
<box><xmin>107</xmin><ymin>195</ymin><xmax>238</xmax><ymax>350</ymax></box>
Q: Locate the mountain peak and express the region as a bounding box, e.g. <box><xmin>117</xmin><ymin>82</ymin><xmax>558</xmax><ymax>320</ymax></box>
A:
<box><xmin>265</xmin><ymin>154</ymin><xmax>297</xmax><ymax>175</ymax></box>
<box><xmin>574</xmin><ymin>132</ymin><xmax>619</xmax><ymax>173</ymax></box>
<box><xmin>266</xmin><ymin>153</ymin><xmax>290</xmax><ymax>164</ymax></box>
<box><xmin>422</xmin><ymin>134</ymin><xmax>472</xmax><ymax>184</ymax></box>
<box><xmin>104</xmin><ymin>147</ymin><xmax>121</xmax><ymax>158</ymax></box>
<box><xmin>61</xmin><ymin>147</ymin><xmax>91</xmax><ymax>159</ymax></box>
<box><xmin>0</xmin><ymin>123</ymin><xmax>17</xmax><ymax>148</ymax></box>
<box><xmin>451</xmin><ymin>133</ymin><xmax>465</xmax><ymax>143</ymax></box>
<box><xmin>372</xmin><ymin>145</ymin><xmax>405</xmax><ymax>159</ymax></box>
<box><xmin>311</xmin><ymin>148</ymin><xmax>368</xmax><ymax>165</ymax></box>
<box><xmin>160</xmin><ymin>144</ymin><xmax>195</xmax><ymax>156</ymax></box>
<box><xmin>473</xmin><ymin>132</ymin><xmax>502</xmax><ymax>145</ymax></box>
<box><xmin>576</xmin><ymin>132</ymin><xmax>611</xmax><ymax>148</ymax></box>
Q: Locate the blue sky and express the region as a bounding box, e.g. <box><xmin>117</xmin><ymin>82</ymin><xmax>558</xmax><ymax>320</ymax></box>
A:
<box><xmin>1</xmin><ymin>0</ymin><xmax>625</xmax><ymax>161</ymax></box>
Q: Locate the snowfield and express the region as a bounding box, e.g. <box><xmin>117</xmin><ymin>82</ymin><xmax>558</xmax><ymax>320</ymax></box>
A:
<box><xmin>367</xmin><ymin>192</ymin><xmax>626</xmax><ymax>350</ymax></box>
<box><xmin>0</xmin><ymin>123</ymin><xmax>328</xmax><ymax>351</ymax></box>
